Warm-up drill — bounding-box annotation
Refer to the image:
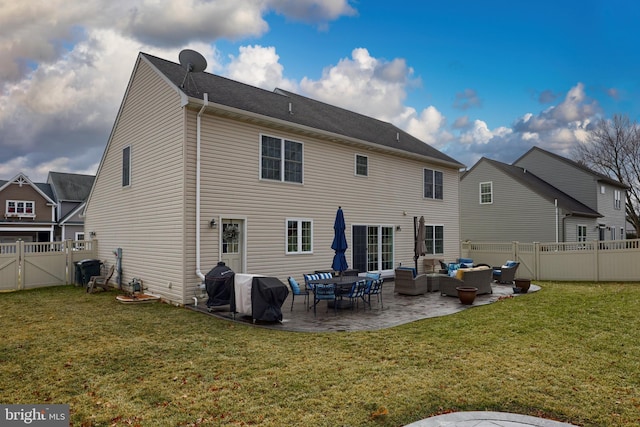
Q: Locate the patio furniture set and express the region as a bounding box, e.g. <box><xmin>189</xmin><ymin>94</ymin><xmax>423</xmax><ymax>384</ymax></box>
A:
<box><xmin>393</xmin><ymin>258</ymin><xmax>521</xmax><ymax>304</ymax></box>
<box><xmin>283</xmin><ymin>259</ymin><xmax>521</xmax><ymax>314</ymax></box>
<box><xmin>286</xmin><ymin>272</ymin><xmax>384</xmax><ymax>315</ymax></box>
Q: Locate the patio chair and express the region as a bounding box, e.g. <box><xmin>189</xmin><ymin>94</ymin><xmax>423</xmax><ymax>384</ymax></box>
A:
<box><xmin>364</xmin><ymin>272</ymin><xmax>384</xmax><ymax>309</ymax></box>
<box><xmin>394</xmin><ymin>268</ymin><xmax>429</xmax><ymax>295</ymax></box>
<box><xmin>492</xmin><ymin>261</ymin><xmax>519</xmax><ymax>284</ymax></box>
<box><xmin>312</xmin><ymin>283</ymin><xmax>337</xmax><ymax>315</ymax></box>
<box><xmin>343</xmin><ymin>279</ymin><xmax>367</xmax><ymax>310</ymax></box>
<box><xmin>287</xmin><ymin>277</ymin><xmax>309</xmax><ymax>311</ymax></box>
<box><xmin>86</xmin><ymin>264</ymin><xmax>115</xmax><ymax>294</ymax></box>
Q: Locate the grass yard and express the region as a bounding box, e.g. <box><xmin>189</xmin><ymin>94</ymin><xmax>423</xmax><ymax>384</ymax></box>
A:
<box><xmin>1</xmin><ymin>282</ymin><xmax>639</xmax><ymax>426</ymax></box>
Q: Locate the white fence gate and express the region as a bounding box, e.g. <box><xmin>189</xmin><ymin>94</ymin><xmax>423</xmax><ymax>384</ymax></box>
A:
<box><xmin>0</xmin><ymin>240</ymin><xmax>98</xmax><ymax>291</ymax></box>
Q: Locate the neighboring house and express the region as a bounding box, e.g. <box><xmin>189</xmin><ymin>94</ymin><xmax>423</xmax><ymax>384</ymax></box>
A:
<box><xmin>83</xmin><ymin>51</ymin><xmax>465</xmax><ymax>305</ymax></box>
<box><xmin>460</xmin><ymin>147</ymin><xmax>628</xmax><ymax>243</ymax></box>
<box><xmin>513</xmin><ymin>147</ymin><xmax>629</xmax><ymax>241</ymax></box>
<box><xmin>0</xmin><ymin>173</ymin><xmax>57</xmax><ymax>243</ymax></box>
<box><xmin>47</xmin><ymin>172</ymin><xmax>95</xmax><ymax>241</ymax></box>
<box><xmin>0</xmin><ymin>172</ymin><xmax>94</xmax><ymax>244</ymax></box>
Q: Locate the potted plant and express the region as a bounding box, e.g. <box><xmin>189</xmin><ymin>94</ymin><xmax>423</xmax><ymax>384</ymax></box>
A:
<box><xmin>456</xmin><ymin>286</ymin><xmax>478</xmax><ymax>305</ymax></box>
<box><xmin>513</xmin><ymin>278</ymin><xmax>531</xmax><ymax>293</ymax></box>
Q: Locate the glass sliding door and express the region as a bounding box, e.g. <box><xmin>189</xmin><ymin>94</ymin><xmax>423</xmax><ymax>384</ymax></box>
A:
<box><xmin>353</xmin><ymin>225</ymin><xmax>394</xmax><ymax>273</ymax></box>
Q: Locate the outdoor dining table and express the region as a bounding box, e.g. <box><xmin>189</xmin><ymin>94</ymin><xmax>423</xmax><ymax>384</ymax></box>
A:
<box><xmin>307</xmin><ymin>275</ymin><xmax>368</xmax><ymax>309</ymax></box>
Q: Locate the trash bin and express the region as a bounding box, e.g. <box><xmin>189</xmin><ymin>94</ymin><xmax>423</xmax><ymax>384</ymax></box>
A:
<box><xmin>75</xmin><ymin>259</ymin><xmax>102</xmax><ymax>286</ymax></box>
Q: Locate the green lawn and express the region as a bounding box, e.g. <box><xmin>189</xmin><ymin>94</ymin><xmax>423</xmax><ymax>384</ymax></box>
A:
<box><xmin>1</xmin><ymin>283</ymin><xmax>639</xmax><ymax>426</ymax></box>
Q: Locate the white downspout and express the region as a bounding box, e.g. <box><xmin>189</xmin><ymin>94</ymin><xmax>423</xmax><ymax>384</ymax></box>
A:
<box><xmin>195</xmin><ymin>94</ymin><xmax>209</xmax><ymax>288</ymax></box>
<box><xmin>555</xmin><ymin>199</ymin><xmax>558</xmax><ymax>243</ymax></box>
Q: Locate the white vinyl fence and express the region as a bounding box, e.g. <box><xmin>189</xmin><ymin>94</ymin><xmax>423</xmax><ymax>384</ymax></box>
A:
<box><xmin>461</xmin><ymin>239</ymin><xmax>640</xmax><ymax>281</ymax></box>
<box><xmin>0</xmin><ymin>240</ymin><xmax>98</xmax><ymax>291</ymax></box>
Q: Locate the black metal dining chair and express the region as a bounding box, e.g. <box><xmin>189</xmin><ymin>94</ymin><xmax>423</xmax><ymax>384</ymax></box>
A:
<box><xmin>312</xmin><ymin>283</ymin><xmax>337</xmax><ymax>315</ymax></box>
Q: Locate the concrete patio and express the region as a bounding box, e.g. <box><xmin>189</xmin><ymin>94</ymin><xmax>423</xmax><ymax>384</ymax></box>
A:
<box><xmin>188</xmin><ymin>280</ymin><xmax>540</xmax><ymax>332</ymax></box>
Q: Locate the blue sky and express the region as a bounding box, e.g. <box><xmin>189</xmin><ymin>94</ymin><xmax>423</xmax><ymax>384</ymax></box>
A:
<box><xmin>1</xmin><ymin>0</ymin><xmax>638</xmax><ymax>181</ymax></box>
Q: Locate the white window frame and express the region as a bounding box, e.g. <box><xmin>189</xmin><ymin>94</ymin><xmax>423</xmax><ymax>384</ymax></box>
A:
<box><xmin>286</xmin><ymin>218</ymin><xmax>313</xmax><ymax>254</ymax></box>
<box><xmin>5</xmin><ymin>200</ymin><xmax>35</xmax><ymax>217</ymax></box>
<box><xmin>355</xmin><ymin>154</ymin><xmax>368</xmax><ymax>177</ymax></box>
<box><xmin>423</xmin><ymin>169</ymin><xmax>443</xmax><ymax>200</ymax></box>
<box><xmin>479</xmin><ymin>182</ymin><xmax>493</xmax><ymax>204</ymax></box>
<box><xmin>424</xmin><ymin>224</ymin><xmax>444</xmax><ymax>255</ymax></box>
<box><xmin>260</xmin><ymin>134</ymin><xmax>303</xmax><ymax>184</ymax></box>
<box><xmin>614</xmin><ymin>190</ymin><xmax>621</xmax><ymax>210</ymax></box>
<box><xmin>122</xmin><ymin>145</ymin><xmax>131</xmax><ymax>187</ymax></box>
<box><xmin>74</xmin><ymin>232</ymin><xmax>85</xmax><ymax>250</ymax></box>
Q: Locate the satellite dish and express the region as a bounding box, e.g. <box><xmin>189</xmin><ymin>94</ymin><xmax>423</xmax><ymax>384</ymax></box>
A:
<box><xmin>179</xmin><ymin>49</ymin><xmax>207</xmax><ymax>73</ymax></box>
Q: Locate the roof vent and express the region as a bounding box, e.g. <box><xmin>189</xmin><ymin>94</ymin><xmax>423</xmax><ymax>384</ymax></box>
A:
<box><xmin>288</xmin><ymin>102</ymin><xmax>293</xmax><ymax>115</ymax></box>
<box><xmin>396</xmin><ymin>132</ymin><xmax>400</xmax><ymax>142</ymax></box>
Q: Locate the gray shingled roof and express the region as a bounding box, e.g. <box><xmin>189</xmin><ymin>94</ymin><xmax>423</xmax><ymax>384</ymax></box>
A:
<box><xmin>514</xmin><ymin>146</ymin><xmax>629</xmax><ymax>189</ymax></box>
<box><xmin>469</xmin><ymin>158</ymin><xmax>601</xmax><ymax>217</ymax></box>
<box><xmin>141</xmin><ymin>52</ymin><xmax>463</xmax><ymax>167</ymax></box>
<box><xmin>48</xmin><ymin>172</ymin><xmax>95</xmax><ymax>202</ymax></box>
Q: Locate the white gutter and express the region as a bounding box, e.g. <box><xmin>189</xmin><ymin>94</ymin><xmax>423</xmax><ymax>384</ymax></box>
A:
<box><xmin>195</xmin><ymin>93</ymin><xmax>209</xmax><ymax>283</ymax></box>
<box><xmin>555</xmin><ymin>199</ymin><xmax>558</xmax><ymax>243</ymax></box>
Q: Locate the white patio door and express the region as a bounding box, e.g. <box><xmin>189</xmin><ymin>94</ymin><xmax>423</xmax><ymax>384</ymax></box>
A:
<box><xmin>220</xmin><ymin>219</ymin><xmax>244</xmax><ymax>273</ymax></box>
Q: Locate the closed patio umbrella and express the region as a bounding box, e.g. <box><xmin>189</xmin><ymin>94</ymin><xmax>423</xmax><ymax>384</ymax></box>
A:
<box><xmin>414</xmin><ymin>215</ymin><xmax>427</xmax><ymax>271</ymax></box>
<box><xmin>331</xmin><ymin>207</ymin><xmax>349</xmax><ymax>273</ymax></box>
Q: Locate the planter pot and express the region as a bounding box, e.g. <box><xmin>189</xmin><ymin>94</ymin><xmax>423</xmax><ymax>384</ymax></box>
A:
<box><xmin>514</xmin><ymin>279</ymin><xmax>531</xmax><ymax>293</ymax></box>
<box><xmin>456</xmin><ymin>286</ymin><xmax>478</xmax><ymax>305</ymax></box>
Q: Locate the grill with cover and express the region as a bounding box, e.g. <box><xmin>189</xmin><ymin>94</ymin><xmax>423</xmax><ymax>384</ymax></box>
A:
<box><xmin>205</xmin><ymin>262</ymin><xmax>235</xmax><ymax>310</ymax></box>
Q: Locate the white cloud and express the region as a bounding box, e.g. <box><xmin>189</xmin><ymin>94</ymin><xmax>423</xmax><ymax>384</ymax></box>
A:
<box><xmin>299</xmin><ymin>48</ymin><xmax>416</xmax><ymax>121</ymax></box>
<box><xmin>226</xmin><ymin>45</ymin><xmax>298</xmax><ymax>91</ymax></box>
<box><xmin>268</xmin><ymin>0</ymin><xmax>357</xmax><ymax>24</ymax></box>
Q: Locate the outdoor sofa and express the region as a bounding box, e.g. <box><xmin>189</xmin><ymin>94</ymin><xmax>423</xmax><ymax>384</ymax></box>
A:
<box><xmin>439</xmin><ymin>266</ymin><xmax>493</xmax><ymax>297</ymax></box>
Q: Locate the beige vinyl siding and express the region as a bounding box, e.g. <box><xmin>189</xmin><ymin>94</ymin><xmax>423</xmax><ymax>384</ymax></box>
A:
<box><xmin>189</xmin><ymin>112</ymin><xmax>460</xmax><ymax>292</ymax></box>
<box><xmin>85</xmin><ymin>59</ymin><xmax>186</xmax><ymax>302</ymax></box>
<box><xmin>460</xmin><ymin>161</ymin><xmax>557</xmax><ymax>242</ymax></box>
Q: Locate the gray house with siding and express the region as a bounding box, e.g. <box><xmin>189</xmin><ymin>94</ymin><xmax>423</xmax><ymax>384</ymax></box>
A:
<box><xmin>513</xmin><ymin>147</ymin><xmax>628</xmax><ymax>241</ymax></box>
<box><xmin>83</xmin><ymin>51</ymin><xmax>464</xmax><ymax>306</ymax></box>
<box><xmin>47</xmin><ymin>172</ymin><xmax>94</xmax><ymax>242</ymax></box>
<box><xmin>460</xmin><ymin>147</ymin><xmax>628</xmax><ymax>243</ymax></box>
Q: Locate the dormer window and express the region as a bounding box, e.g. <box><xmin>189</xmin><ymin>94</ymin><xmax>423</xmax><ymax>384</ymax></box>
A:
<box><xmin>6</xmin><ymin>200</ymin><xmax>35</xmax><ymax>217</ymax></box>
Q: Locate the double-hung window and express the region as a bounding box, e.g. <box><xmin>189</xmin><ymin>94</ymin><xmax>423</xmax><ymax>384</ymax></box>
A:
<box><xmin>424</xmin><ymin>225</ymin><xmax>444</xmax><ymax>255</ymax></box>
<box><xmin>424</xmin><ymin>169</ymin><xmax>443</xmax><ymax>200</ymax></box>
<box><xmin>480</xmin><ymin>182</ymin><xmax>493</xmax><ymax>204</ymax></box>
<box><xmin>6</xmin><ymin>200</ymin><xmax>35</xmax><ymax>217</ymax></box>
<box><xmin>261</xmin><ymin>135</ymin><xmax>303</xmax><ymax>183</ymax></box>
<box><xmin>355</xmin><ymin>154</ymin><xmax>368</xmax><ymax>176</ymax></box>
<box><xmin>286</xmin><ymin>219</ymin><xmax>312</xmax><ymax>254</ymax></box>
<box><xmin>614</xmin><ymin>190</ymin><xmax>622</xmax><ymax>210</ymax></box>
